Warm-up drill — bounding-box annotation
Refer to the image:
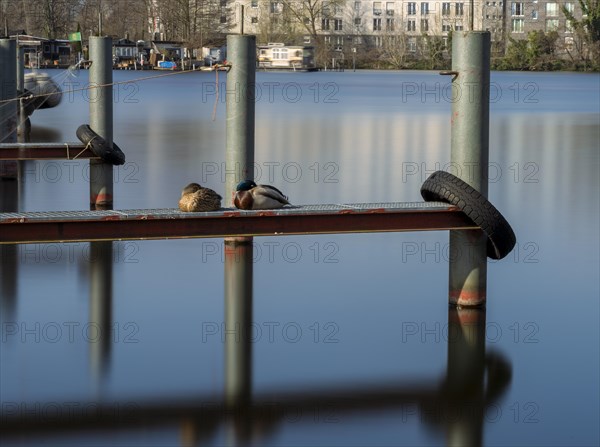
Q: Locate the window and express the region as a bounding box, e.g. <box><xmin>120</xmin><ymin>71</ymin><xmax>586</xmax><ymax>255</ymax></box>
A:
<box><xmin>565</xmin><ymin>36</ymin><xmax>574</xmax><ymax>50</ymax></box>
<box><xmin>455</xmin><ymin>22</ymin><xmax>464</xmax><ymax>30</ymax></box>
<box><xmin>354</xmin><ymin>36</ymin><xmax>362</xmax><ymax>44</ymax></box>
<box><xmin>374</xmin><ymin>36</ymin><xmax>383</xmax><ymax>47</ymax></box>
<box><xmin>455</xmin><ymin>2</ymin><xmax>464</xmax><ymax>15</ymax></box>
<box><xmin>532</xmin><ymin>9</ymin><xmax>538</xmax><ymax>19</ymax></box>
<box><xmin>421</xmin><ymin>2</ymin><xmax>429</xmax><ymax>14</ymax></box>
<box><xmin>511</xmin><ymin>2</ymin><xmax>524</xmax><ymax>15</ymax></box>
<box><xmin>407</xmin><ymin>2</ymin><xmax>416</xmax><ymax>14</ymax></box>
<box><xmin>546</xmin><ymin>18</ymin><xmax>559</xmax><ymax>30</ymax></box>
<box><xmin>334</xmin><ymin>19</ymin><xmax>343</xmax><ymax>30</ymax></box>
<box><xmin>354</xmin><ymin>1</ymin><xmax>361</xmax><ymax>10</ymax></box>
<box><xmin>442</xmin><ymin>23</ymin><xmax>452</xmax><ymax>31</ymax></box>
<box><xmin>373</xmin><ymin>18</ymin><xmax>382</xmax><ymax>30</ymax></box>
<box><xmin>220</xmin><ymin>0</ymin><xmax>226</xmax><ymax>7</ymax></box>
<box><xmin>566</xmin><ymin>19</ymin><xmax>573</xmax><ymax>32</ymax></box>
<box><xmin>273</xmin><ymin>48</ymin><xmax>288</xmax><ymax>60</ymax></box>
<box><xmin>408</xmin><ymin>37</ymin><xmax>417</xmax><ymax>52</ymax></box>
<box><xmin>407</xmin><ymin>19</ymin><xmax>416</xmax><ymax>31</ymax></box>
<box><xmin>564</xmin><ymin>2</ymin><xmax>574</xmax><ymax>13</ymax></box>
<box><xmin>324</xmin><ymin>36</ymin><xmax>331</xmax><ymax>43</ymax></box>
<box><xmin>355</xmin><ymin>17</ymin><xmax>361</xmax><ymax>25</ymax></box>
<box><xmin>421</xmin><ymin>18</ymin><xmax>429</xmax><ymax>30</ymax></box>
<box><xmin>374</xmin><ymin>1</ymin><xmax>382</xmax><ymax>14</ymax></box>
<box><xmin>386</xmin><ymin>18</ymin><xmax>394</xmax><ymax>30</ymax></box>
<box><xmin>270</xmin><ymin>2</ymin><xmax>282</xmax><ymax>13</ymax></box>
<box><xmin>546</xmin><ymin>2</ymin><xmax>558</xmax><ymax>16</ymax></box>
<box><xmin>386</xmin><ymin>2</ymin><xmax>395</xmax><ymax>15</ymax></box>
<box><xmin>251</xmin><ymin>0</ymin><xmax>258</xmax><ymax>7</ymax></box>
<box><xmin>251</xmin><ymin>16</ymin><xmax>258</xmax><ymax>23</ymax></box>
<box><xmin>322</xmin><ymin>19</ymin><xmax>330</xmax><ymax>30</ymax></box>
<box><xmin>220</xmin><ymin>15</ymin><xmax>227</xmax><ymax>23</ymax></box>
<box><xmin>442</xmin><ymin>2</ymin><xmax>451</xmax><ymax>15</ymax></box>
<box><xmin>304</xmin><ymin>35</ymin><xmax>311</xmax><ymax>44</ymax></box>
<box><xmin>511</xmin><ymin>18</ymin><xmax>524</xmax><ymax>32</ymax></box>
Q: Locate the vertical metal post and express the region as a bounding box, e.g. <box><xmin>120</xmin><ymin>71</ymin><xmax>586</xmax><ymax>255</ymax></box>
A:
<box><xmin>225</xmin><ymin>35</ymin><xmax>255</xmax><ymax>205</ymax></box>
<box><xmin>0</xmin><ymin>181</ymin><xmax>18</xmax><ymax>322</ymax></box>
<box><xmin>16</xmin><ymin>45</ymin><xmax>28</xmax><ymax>143</ymax></box>
<box><xmin>88</xmin><ymin>36</ymin><xmax>113</xmax><ymax>209</ymax></box>
<box><xmin>0</xmin><ymin>39</ymin><xmax>18</xmax><ymax>178</ymax></box>
<box><xmin>448</xmin><ymin>32</ymin><xmax>490</xmax><ymax>307</ymax></box>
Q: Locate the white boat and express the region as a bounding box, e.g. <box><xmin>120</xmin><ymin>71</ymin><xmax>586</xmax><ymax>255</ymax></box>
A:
<box><xmin>23</xmin><ymin>72</ymin><xmax>62</xmax><ymax>113</ymax></box>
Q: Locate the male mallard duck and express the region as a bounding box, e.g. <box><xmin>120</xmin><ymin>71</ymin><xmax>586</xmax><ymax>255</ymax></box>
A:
<box><xmin>178</xmin><ymin>183</ymin><xmax>222</xmax><ymax>212</ymax></box>
<box><xmin>233</xmin><ymin>180</ymin><xmax>290</xmax><ymax>210</ymax></box>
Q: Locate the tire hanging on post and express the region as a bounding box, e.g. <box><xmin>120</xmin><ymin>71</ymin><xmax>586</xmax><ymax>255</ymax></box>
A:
<box><xmin>420</xmin><ymin>170</ymin><xmax>516</xmax><ymax>260</ymax></box>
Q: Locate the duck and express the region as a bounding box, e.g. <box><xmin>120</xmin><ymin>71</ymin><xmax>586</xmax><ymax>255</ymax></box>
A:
<box><xmin>178</xmin><ymin>183</ymin><xmax>222</xmax><ymax>212</ymax></box>
<box><xmin>233</xmin><ymin>180</ymin><xmax>290</xmax><ymax>210</ymax></box>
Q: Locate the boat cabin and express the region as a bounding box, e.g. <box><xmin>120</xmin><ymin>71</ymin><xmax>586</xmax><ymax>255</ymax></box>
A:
<box><xmin>257</xmin><ymin>43</ymin><xmax>316</xmax><ymax>70</ymax></box>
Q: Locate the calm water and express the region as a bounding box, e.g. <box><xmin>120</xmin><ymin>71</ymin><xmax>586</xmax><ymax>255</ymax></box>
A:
<box><xmin>1</xmin><ymin>69</ymin><xmax>599</xmax><ymax>446</ymax></box>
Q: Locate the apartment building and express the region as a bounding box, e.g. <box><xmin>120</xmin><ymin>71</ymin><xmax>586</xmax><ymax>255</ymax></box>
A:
<box><xmin>226</xmin><ymin>0</ymin><xmax>584</xmax><ymax>57</ymax></box>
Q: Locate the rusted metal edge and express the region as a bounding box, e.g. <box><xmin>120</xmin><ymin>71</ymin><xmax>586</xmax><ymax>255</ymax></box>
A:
<box><xmin>0</xmin><ymin>205</ymin><xmax>477</xmax><ymax>244</ymax></box>
<box><xmin>0</xmin><ymin>142</ymin><xmax>98</xmax><ymax>160</ymax></box>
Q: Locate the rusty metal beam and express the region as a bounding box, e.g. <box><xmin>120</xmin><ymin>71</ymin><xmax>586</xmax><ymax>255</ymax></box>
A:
<box><xmin>0</xmin><ymin>142</ymin><xmax>98</xmax><ymax>160</ymax></box>
<box><xmin>0</xmin><ymin>202</ymin><xmax>477</xmax><ymax>244</ymax></box>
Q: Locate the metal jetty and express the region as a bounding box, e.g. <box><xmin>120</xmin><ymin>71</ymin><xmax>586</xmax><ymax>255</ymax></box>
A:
<box><xmin>0</xmin><ymin>202</ymin><xmax>477</xmax><ymax>244</ymax></box>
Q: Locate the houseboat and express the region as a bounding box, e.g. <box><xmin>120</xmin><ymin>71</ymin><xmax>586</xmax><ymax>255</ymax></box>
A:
<box><xmin>257</xmin><ymin>44</ymin><xmax>316</xmax><ymax>71</ymax></box>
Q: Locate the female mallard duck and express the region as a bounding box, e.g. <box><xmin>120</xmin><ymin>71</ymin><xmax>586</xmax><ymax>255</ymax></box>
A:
<box><xmin>234</xmin><ymin>180</ymin><xmax>290</xmax><ymax>210</ymax></box>
<box><xmin>178</xmin><ymin>183</ymin><xmax>222</xmax><ymax>212</ymax></box>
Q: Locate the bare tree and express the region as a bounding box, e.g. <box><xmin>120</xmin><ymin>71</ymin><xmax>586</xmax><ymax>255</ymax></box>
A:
<box><xmin>278</xmin><ymin>0</ymin><xmax>347</xmax><ymax>65</ymax></box>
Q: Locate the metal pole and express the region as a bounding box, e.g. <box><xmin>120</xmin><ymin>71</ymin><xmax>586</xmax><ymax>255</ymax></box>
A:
<box><xmin>0</xmin><ymin>180</ymin><xmax>18</xmax><ymax>322</ymax></box>
<box><xmin>448</xmin><ymin>32</ymin><xmax>490</xmax><ymax>307</ymax></box>
<box><xmin>16</xmin><ymin>43</ymin><xmax>27</xmax><ymax>143</ymax></box>
<box><xmin>88</xmin><ymin>36</ymin><xmax>113</xmax><ymax>209</ymax></box>
<box><xmin>225</xmin><ymin>35</ymin><xmax>255</xmax><ymax>205</ymax></box>
<box><xmin>0</xmin><ymin>39</ymin><xmax>17</xmax><ymax>179</ymax></box>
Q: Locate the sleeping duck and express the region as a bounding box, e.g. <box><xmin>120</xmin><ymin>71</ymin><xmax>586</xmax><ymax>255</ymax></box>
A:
<box><xmin>178</xmin><ymin>183</ymin><xmax>222</xmax><ymax>212</ymax></box>
<box><xmin>233</xmin><ymin>180</ymin><xmax>290</xmax><ymax>210</ymax></box>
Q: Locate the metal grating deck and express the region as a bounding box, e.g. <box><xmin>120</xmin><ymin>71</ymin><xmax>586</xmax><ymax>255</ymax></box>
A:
<box><xmin>0</xmin><ymin>202</ymin><xmax>478</xmax><ymax>244</ymax></box>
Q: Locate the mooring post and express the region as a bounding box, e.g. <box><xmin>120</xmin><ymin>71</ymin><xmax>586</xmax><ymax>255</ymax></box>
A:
<box><xmin>448</xmin><ymin>32</ymin><xmax>490</xmax><ymax>307</ymax></box>
<box><xmin>16</xmin><ymin>45</ymin><xmax>28</xmax><ymax>143</ymax></box>
<box><xmin>88</xmin><ymin>36</ymin><xmax>113</xmax><ymax>209</ymax></box>
<box><xmin>0</xmin><ymin>39</ymin><xmax>18</xmax><ymax>179</ymax></box>
<box><xmin>224</xmin><ymin>34</ymin><xmax>255</xmax><ymax>204</ymax></box>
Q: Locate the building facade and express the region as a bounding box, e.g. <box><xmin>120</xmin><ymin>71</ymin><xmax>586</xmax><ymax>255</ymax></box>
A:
<box><xmin>223</xmin><ymin>0</ymin><xmax>585</xmax><ymax>58</ymax></box>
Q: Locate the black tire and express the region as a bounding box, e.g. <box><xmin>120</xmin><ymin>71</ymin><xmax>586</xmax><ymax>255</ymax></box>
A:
<box><xmin>76</xmin><ymin>124</ymin><xmax>126</xmax><ymax>165</ymax></box>
<box><xmin>420</xmin><ymin>170</ymin><xmax>516</xmax><ymax>260</ymax></box>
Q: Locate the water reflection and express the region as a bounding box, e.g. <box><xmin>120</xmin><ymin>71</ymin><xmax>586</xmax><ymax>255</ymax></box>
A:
<box><xmin>89</xmin><ymin>241</ymin><xmax>114</xmax><ymax>386</ymax></box>
<box><xmin>1</xmin><ymin>240</ymin><xmax>512</xmax><ymax>447</ymax></box>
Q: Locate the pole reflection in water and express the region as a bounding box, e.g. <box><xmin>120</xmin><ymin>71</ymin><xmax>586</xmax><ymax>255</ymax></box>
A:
<box><xmin>89</xmin><ymin>241</ymin><xmax>113</xmax><ymax>386</ymax></box>
<box><xmin>224</xmin><ymin>237</ymin><xmax>254</xmax><ymax>445</ymax></box>
<box><xmin>1</xmin><ymin>254</ymin><xmax>512</xmax><ymax>447</ymax></box>
<box><xmin>444</xmin><ymin>307</ymin><xmax>487</xmax><ymax>446</ymax></box>
<box><xmin>0</xmin><ymin>179</ymin><xmax>19</xmax><ymax>321</ymax></box>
